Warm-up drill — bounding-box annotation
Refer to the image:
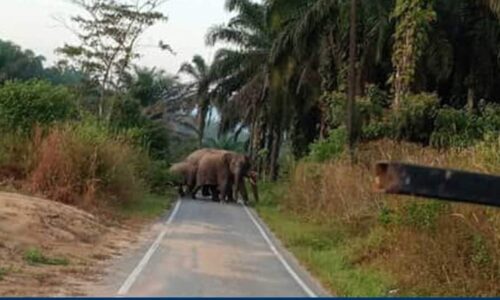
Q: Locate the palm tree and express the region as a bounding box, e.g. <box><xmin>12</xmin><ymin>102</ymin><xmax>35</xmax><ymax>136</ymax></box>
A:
<box><xmin>204</xmin><ymin>0</ymin><xmax>500</xmax><ymax>168</ymax></box>
<box><xmin>179</xmin><ymin>55</ymin><xmax>214</xmax><ymax>146</ymax></box>
<box><xmin>204</xmin><ymin>134</ymin><xmax>245</xmax><ymax>152</ymax></box>
<box><xmin>206</xmin><ymin>0</ymin><xmax>277</xmax><ymax>174</ymax></box>
<box><xmin>127</xmin><ymin>67</ymin><xmax>200</xmax><ymax>142</ymax></box>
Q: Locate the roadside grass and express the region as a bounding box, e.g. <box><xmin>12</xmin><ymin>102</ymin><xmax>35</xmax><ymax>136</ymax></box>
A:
<box><xmin>23</xmin><ymin>248</ymin><xmax>69</xmax><ymax>266</ymax></box>
<box><xmin>256</xmin><ymin>182</ymin><xmax>393</xmax><ymax>296</ymax></box>
<box><xmin>118</xmin><ymin>192</ymin><xmax>174</xmax><ymax>218</ymax></box>
<box><xmin>0</xmin><ymin>267</ymin><xmax>9</xmax><ymax>280</ymax></box>
<box><xmin>257</xmin><ymin>140</ymin><xmax>500</xmax><ymax>296</ymax></box>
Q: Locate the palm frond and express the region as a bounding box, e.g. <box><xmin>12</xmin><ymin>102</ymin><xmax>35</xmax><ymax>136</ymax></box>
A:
<box><xmin>178</xmin><ymin>62</ymin><xmax>200</xmax><ymax>80</ymax></box>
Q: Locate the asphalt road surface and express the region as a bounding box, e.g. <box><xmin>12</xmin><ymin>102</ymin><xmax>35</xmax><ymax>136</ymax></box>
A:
<box><xmin>105</xmin><ymin>199</ymin><xmax>328</xmax><ymax>297</ymax></box>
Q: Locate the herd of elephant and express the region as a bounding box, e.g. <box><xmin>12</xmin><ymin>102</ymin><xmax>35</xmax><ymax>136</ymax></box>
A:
<box><xmin>168</xmin><ymin>148</ymin><xmax>259</xmax><ymax>204</ymax></box>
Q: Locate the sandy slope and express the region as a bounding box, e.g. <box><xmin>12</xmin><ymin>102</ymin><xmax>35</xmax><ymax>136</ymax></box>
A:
<box><xmin>0</xmin><ymin>192</ymin><xmax>141</xmax><ymax>296</ymax></box>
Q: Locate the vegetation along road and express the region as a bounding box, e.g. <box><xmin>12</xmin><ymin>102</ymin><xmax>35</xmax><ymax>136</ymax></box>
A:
<box><xmin>96</xmin><ymin>199</ymin><xmax>328</xmax><ymax>297</ymax></box>
<box><xmin>1</xmin><ymin>0</ymin><xmax>499</xmax><ymax>296</ymax></box>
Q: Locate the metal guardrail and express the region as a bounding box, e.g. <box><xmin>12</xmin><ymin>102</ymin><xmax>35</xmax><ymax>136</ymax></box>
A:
<box><xmin>374</xmin><ymin>161</ymin><xmax>500</xmax><ymax>208</ymax></box>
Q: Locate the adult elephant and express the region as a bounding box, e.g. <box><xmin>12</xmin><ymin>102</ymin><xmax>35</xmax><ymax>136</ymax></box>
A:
<box><xmin>194</xmin><ymin>149</ymin><xmax>259</xmax><ymax>204</ymax></box>
<box><xmin>185</xmin><ymin>148</ymin><xmax>219</xmax><ymax>197</ymax></box>
<box><xmin>224</xmin><ymin>151</ymin><xmax>259</xmax><ymax>204</ymax></box>
<box><xmin>168</xmin><ymin>161</ymin><xmax>197</xmax><ymax>198</ymax></box>
<box><xmin>195</xmin><ymin>151</ymin><xmax>233</xmax><ymax>202</ymax></box>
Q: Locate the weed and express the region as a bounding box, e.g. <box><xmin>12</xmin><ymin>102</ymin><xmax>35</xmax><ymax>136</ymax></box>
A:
<box><xmin>23</xmin><ymin>248</ymin><xmax>69</xmax><ymax>266</ymax></box>
<box><xmin>0</xmin><ymin>267</ymin><xmax>9</xmax><ymax>280</ymax></box>
<box><xmin>402</xmin><ymin>201</ymin><xmax>448</xmax><ymax>231</ymax></box>
<box><xmin>471</xmin><ymin>234</ymin><xmax>492</xmax><ymax>268</ymax></box>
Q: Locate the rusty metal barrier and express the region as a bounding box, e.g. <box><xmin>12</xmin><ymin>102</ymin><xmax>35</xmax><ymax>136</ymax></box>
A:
<box><xmin>374</xmin><ymin>161</ymin><xmax>500</xmax><ymax>208</ymax></box>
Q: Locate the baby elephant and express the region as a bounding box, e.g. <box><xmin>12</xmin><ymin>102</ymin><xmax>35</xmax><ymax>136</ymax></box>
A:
<box><xmin>168</xmin><ymin>161</ymin><xmax>197</xmax><ymax>198</ymax></box>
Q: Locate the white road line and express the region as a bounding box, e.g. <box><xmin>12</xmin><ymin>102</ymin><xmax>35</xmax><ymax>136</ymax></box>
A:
<box><xmin>117</xmin><ymin>200</ymin><xmax>182</xmax><ymax>295</ymax></box>
<box><xmin>243</xmin><ymin>205</ymin><xmax>318</xmax><ymax>298</ymax></box>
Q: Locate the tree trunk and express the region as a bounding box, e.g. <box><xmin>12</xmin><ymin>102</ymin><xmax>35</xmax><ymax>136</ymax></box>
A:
<box><xmin>249</xmin><ymin>115</ymin><xmax>258</xmax><ymax>160</ymax></box>
<box><xmin>269</xmin><ymin>125</ymin><xmax>282</xmax><ymax>181</ymax></box>
<box><xmin>467</xmin><ymin>87</ymin><xmax>475</xmax><ymax>112</ymax></box>
<box><xmin>347</xmin><ymin>0</ymin><xmax>358</xmax><ymax>162</ymax></box>
<box><xmin>197</xmin><ymin>98</ymin><xmax>209</xmax><ymax>147</ymax></box>
<box><xmin>255</xmin><ymin>118</ymin><xmax>267</xmax><ymax>175</ymax></box>
<box><xmin>265</xmin><ymin>124</ymin><xmax>274</xmax><ymax>180</ymax></box>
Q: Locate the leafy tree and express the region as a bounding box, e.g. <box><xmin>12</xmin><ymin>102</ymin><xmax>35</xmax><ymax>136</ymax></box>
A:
<box><xmin>57</xmin><ymin>0</ymin><xmax>169</xmax><ymax>119</ymax></box>
<box><xmin>42</xmin><ymin>62</ymin><xmax>84</xmax><ymax>86</ymax></box>
<box><xmin>0</xmin><ymin>40</ymin><xmax>45</xmax><ymax>83</ymax></box>
<box><xmin>202</xmin><ymin>0</ymin><xmax>500</xmax><ymax>173</ymax></box>
<box><xmin>0</xmin><ymin>80</ymin><xmax>77</xmax><ymax>134</ymax></box>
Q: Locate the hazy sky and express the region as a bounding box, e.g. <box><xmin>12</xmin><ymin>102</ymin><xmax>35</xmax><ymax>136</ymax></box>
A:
<box><xmin>0</xmin><ymin>0</ymin><xmax>231</xmax><ymax>76</ymax></box>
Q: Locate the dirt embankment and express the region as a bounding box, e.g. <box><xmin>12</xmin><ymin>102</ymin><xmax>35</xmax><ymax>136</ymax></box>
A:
<box><xmin>0</xmin><ymin>192</ymin><xmax>143</xmax><ymax>296</ymax></box>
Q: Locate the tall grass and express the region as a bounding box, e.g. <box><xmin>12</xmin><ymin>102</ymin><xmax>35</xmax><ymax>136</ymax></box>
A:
<box><xmin>276</xmin><ymin>139</ymin><xmax>500</xmax><ymax>296</ymax></box>
<box><xmin>28</xmin><ymin>120</ymin><xmax>148</xmax><ymax>206</ymax></box>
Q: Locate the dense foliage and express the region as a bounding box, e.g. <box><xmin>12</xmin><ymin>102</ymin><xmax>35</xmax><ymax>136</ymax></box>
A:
<box><xmin>0</xmin><ymin>80</ymin><xmax>77</xmax><ymax>134</ymax></box>
<box><xmin>180</xmin><ymin>0</ymin><xmax>500</xmax><ymax>174</ymax></box>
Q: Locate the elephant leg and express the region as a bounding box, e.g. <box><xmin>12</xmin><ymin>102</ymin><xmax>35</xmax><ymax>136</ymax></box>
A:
<box><xmin>202</xmin><ymin>186</ymin><xmax>210</xmax><ymax>197</ymax></box>
<box><xmin>237</xmin><ymin>178</ymin><xmax>249</xmax><ymax>205</ymax></box>
<box><xmin>178</xmin><ymin>185</ymin><xmax>185</xmax><ymax>198</ymax></box>
<box><xmin>219</xmin><ymin>182</ymin><xmax>231</xmax><ymax>204</ymax></box>
<box><xmin>226</xmin><ymin>187</ymin><xmax>235</xmax><ymax>203</ymax></box>
<box><xmin>190</xmin><ymin>185</ymin><xmax>200</xmax><ymax>200</ymax></box>
<box><xmin>210</xmin><ymin>186</ymin><xmax>220</xmax><ymax>202</ymax></box>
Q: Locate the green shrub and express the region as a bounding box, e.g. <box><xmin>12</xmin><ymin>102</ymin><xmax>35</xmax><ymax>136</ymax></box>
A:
<box><xmin>146</xmin><ymin>160</ymin><xmax>176</xmax><ymax>195</ymax></box>
<box><xmin>378</xmin><ymin>206</ymin><xmax>396</xmax><ymax>226</ymax></box>
<box><xmin>110</xmin><ymin>96</ymin><xmax>144</xmax><ymax>129</ymax></box>
<box><xmin>24</xmin><ymin>247</ymin><xmax>69</xmax><ymax>266</ymax></box>
<box><xmin>430</xmin><ymin>107</ymin><xmax>482</xmax><ymax>148</ymax></box>
<box><xmin>365</xmin><ymin>84</ymin><xmax>391</xmax><ymax>109</ymax></box>
<box><xmin>308</xmin><ymin>127</ymin><xmax>347</xmax><ymax>162</ymax></box>
<box><xmin>401</xmin><ymin>201</ymin><xmax>448</xmax><ymax>231</ymax></box>
<box><xmin>0</xmin><ymin>80</ymin><xmax>77</xmax><ymax>134</ymax></box>
<box><xmin>478</xmin><ymin>102</ymin><xmax>500</xmax><ymax>133</ymax></box>
<box><xmin>110</xmin><ymin>97</ymin><xmax>170</xmax><ymax>161</ymax></box>
<box><xmin>362</xmin><ymin>122</ymin><xmax>392</xmax><ymax>141</ymax></box>
<box><xmin>390</xmin><ymin>93</ymin><xmax>439</xmax><ymax>144</ymax></box>
<box><xmin>325</xmin><ymin>91</ymin><xmax>348</xmax><ymax>129</ymax></box>
<box><xmin>471</xmin><ymin>234</ymin><xmax>492</xmax><ymax>268</ymax></box>
<box><xmin>326</xmin><ymin>86</ymin><xmax>390</xmax><ymax>143</ymax></box>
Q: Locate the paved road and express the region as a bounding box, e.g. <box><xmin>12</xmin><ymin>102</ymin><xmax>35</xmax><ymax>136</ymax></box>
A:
<box><xmin>107</xmin><ymin>199</ymin><xmax>327</xmax><ymax>297</ymax></box>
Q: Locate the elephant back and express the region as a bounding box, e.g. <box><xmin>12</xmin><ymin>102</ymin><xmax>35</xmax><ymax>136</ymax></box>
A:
<box><xmin>185</xmin><ymin>148</ymin><xmax>219</xmax><ymax>166</ymax></box>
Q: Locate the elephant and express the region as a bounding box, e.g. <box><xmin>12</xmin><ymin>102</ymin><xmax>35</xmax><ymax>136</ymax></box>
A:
<box><xmin>193</xmin><ymin>149</ymin><xmax>259</xmax><ymax>204</ymax></box>
<box><xmin>195</xmin><ymin>151</ymin><xmax>233</xmax><ymax>202</ymax></box>
<box><xmin>168</xmin><ymin>161</ymin><xmax>197</xmax><ymax>198</ymax></box>
<box><xmin>184</xmin><ymin>148</ymin><xmax>220</xmax><ymax>198</ymax></box>
<box><xmin>224</xmin><ymin>151</ymin><xmax>259</xmax><ymax>204</ymax></box>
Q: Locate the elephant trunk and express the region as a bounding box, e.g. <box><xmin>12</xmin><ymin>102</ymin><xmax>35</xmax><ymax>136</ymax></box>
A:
<box><xmin>235</xmin><ymin>170</ymin><xmax>248</xmax><ymax>203</ymax></box>
<box><xmin>248</xmin><ymin>171</ymin><xmax>259</xmax><ymax>203</ymax></box>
